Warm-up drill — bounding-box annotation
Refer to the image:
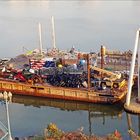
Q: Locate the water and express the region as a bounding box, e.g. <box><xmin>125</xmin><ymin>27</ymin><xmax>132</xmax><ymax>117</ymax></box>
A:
<box><xmin>0</xmin><ymin>1</ymin><xmax>139</xmax><ymax>139</ymax></box>
<box><xmin>0</xmin><ymin>95</ymin><xmax>139</xmax><ymax>139</ymax></box>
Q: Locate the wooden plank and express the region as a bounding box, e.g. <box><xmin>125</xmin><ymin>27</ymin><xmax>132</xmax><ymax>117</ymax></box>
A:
<box><xmin>12</xmin><ymin>84</ymin><xmax>23</xmax><ymax>91</ymax></box>
<box><xmin>0</xmin><ymin>83</ymin><xmax>2</xmax><ymax>89</ymax></box>
<box><xmin>22</xmin><ymin>86</ymin><xmax>35</xmax><ymax>92</ymax></box>
<box><xmin>64</xmin><ymin>90</ymin><xmax>76</xmax><ymax>97</ymax></box>
<box><xmin>77</xmin><ymin>92</ymin><xmax>88</xmax><ymax>98</ymax></box>
<box><xmin>50</xmin><ymin>89</ymin><xmax>64</xmax><ymax>95</ymax></box>
<box><xmin>44</xmin><ymin>88</ymin><xmax>50</xmax><ymax>94</ymax></box>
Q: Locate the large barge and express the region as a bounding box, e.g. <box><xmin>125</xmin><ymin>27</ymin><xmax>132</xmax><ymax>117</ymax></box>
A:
<box><xmin>0</xmin><ymin>77</ymin><xmax>127</xmax><ymax>104</ymax></box>
<box><xmin>0</xmin><ymin>49</ymin><xmax>129</xmax><ymax>104</ymax></box>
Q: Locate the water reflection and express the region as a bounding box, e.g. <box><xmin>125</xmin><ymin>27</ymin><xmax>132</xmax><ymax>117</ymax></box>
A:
<box><xmin>126</xmin><ymin>112</ymin><xmax>140</xmax><ymax>140</ymax></box>
<box><xmin>12</xmin><ymin>95</ymin><xmax>123</xmax><ymax>117</ymax></box>
<box><xmin>138</xmin><ymin>116</ymin><xmax>140</xmax><ymax>136</ymax></box>
<box><xmin>12</xmin><ymin>95</ymin><xmax>124</xmax><ymax>137</ymax></box>
<box><xmin>0</xmin><ymin>95</ymin><xmax>138</xmax><ymax>139</ymax></box>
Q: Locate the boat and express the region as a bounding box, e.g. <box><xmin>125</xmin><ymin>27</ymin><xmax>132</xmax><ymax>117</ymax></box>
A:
<box><xmin>0</xmin><ymin>53</ymin><xmax>128</xmax><ymax>104</ymax></box>
<box><xmin>0</xmin><ymin>78</ymin><xmax>127</xmax><ymax>104</ymax></box>
<box><xmin>0</xmin><ymin>50</ymin><xmax>129</xmax><ymax>104</ymax></box>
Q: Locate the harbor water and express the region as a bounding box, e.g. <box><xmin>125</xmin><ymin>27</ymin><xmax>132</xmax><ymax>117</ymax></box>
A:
<box><xmin>0</xmin><ymin>1</ymin><xmax>140</xmax><ymax>139</ymax></box>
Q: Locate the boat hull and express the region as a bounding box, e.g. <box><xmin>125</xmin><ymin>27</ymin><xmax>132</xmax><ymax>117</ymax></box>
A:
<box><xmin>0</xmin><ymin>79</ymin><xmax>127</xmax><ymax>104</ymax></box>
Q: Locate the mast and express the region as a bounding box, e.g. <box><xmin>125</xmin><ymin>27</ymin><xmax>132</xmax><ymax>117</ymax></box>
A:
<box><xmin>87</xmin><ymin>54</ymin><xmax>91</xmax><ymax>90</ymax></box>
<box><xmin>51</xmin><ymin>16</ymin><xmax>56</xmax><ymax>49</ymax></box>
<box><xmin>100</xmin><ymin>45</ymin><xmax>105</xmax><ymax>69</ymax></box>
<box><xmin>38</xmin><ymin>22</ymin><xmax>43</xmax><ymax>55</ymax></box>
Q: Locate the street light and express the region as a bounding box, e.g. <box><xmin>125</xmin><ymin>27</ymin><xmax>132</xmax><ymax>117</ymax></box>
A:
<box><xmin>0</xmin><ymin>91</ymin><xmax>12</xmax><ymax>140</ymax></box>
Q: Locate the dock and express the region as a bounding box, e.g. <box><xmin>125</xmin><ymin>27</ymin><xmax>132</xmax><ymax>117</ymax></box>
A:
<box><xmin>124</xmin><ymin>98</ymin><xmax>140</xmax><ymax>114</ymax></box>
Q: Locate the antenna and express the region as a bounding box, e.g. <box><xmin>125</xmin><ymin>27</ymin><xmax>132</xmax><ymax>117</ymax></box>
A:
<box><xmin>38</xmin><ymin>22</ymin><xmax>43</xmax><ymax>55</ymax></box>
<box><xmin>51</xmin><ymin>16</ymin><xmax>56</xmax><ymax>49</ymax></box>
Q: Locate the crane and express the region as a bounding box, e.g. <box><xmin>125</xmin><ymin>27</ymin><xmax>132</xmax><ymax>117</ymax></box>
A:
<box><xmin>90</xmin><ymin>65</ymin><xmax>125</xmax><ymax>89</ymax></box>
<box><xmin>90</xmin><ymin>66</ymin><xmax>121</xmax><ymax>80</ymax></box>
<box><xmin>78</xmin><ymin>52</ymin><xmax>125</xmax><ymax>90</ymax></box>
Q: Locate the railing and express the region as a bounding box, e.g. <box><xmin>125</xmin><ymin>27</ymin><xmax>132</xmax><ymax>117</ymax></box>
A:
<box><xmin>0</xmin><ymin>91</ymin><xmax>12</xmax><ymax>140</ymax></box>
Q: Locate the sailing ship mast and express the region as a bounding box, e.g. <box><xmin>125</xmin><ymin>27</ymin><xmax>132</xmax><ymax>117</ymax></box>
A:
<box><xmin>51</xmin><ymin>16</ymin><xmax>56</xmax><ymax>49</ymax></box>
<box><xmin>38</xmin><ymin>22</ymin><xmax>43</xmax><ymax>55</ymax></box>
